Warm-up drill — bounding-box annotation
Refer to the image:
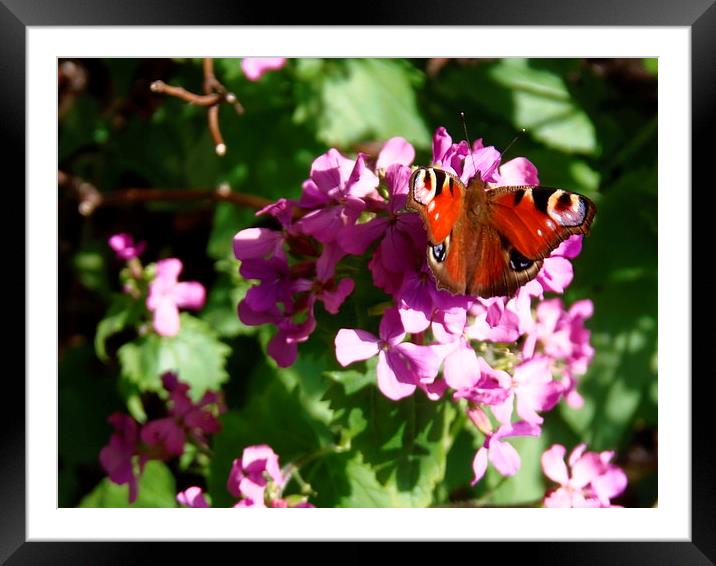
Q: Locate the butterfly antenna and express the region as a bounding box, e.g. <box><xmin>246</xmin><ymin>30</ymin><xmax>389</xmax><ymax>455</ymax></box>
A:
<box><xmin>500</xmin><ymin>128</ymin><xmax>527</xmax><ymax>160</ymax></box>
<box><xmin>460</xmin><ymin>112</ymin><xmax>480</xmax><ymax>180</ymax></box>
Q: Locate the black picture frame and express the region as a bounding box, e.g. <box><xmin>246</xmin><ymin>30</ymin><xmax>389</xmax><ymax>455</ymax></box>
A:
<box><xmin>4</xmin><ymin>0</ymin><xmax>713</xmax><ymax>562</ymax></box>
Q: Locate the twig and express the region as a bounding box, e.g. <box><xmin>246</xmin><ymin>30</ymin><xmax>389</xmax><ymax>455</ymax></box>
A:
<box><xmin>58</xmin><ymin>171</ymin><xmax>271</xmax><ymax>216</ymax></box>
<box><xmin>150</xmin><ymin>58</ymin><xmax>244</xmax><ymax>157</ymax></box>
<box><xmin>149</xmin><ymin>81</ymin><xmax>221</xmax><ymax>106</ymax></box>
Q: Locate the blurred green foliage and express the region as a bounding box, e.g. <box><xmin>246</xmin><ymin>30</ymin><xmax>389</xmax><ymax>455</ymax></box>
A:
<box><xmin>59</xmin><ymin>58</ymin><xmax>657</xmax><ymax>508</ymax></box>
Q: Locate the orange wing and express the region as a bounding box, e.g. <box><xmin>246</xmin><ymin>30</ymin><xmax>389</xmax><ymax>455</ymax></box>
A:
<box><xmin>487</xmin><ymin>186</ymin><xmax>596</xmax><ymax>260</ymax></box>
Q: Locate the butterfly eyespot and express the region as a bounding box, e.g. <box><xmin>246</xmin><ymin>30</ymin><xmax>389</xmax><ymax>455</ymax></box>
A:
<box><xmin>431</xmin><ymin>242</ymin><xmax>447</xmax><ymax>263</ymax></box>
<box><xmin>509</xmin><ymin>249</ymin><xmax>533</xmax><ymax>272</ymax></box>
<box><xmin>412</xmin><ymin>168</ymin><xmax>437</xmax><ymax>205</ymax></box>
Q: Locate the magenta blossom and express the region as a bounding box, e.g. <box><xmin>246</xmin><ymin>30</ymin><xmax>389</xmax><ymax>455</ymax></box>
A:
<box><xmin>297</xmin><ymin>150</ymin><xmax>381</xmax><ymax>249</ymax></box>
<box><xmin>146</xmin><ymin>258</ymin><xmax>206</xmax><ymax>337</ymax></box>
<box><xmin>471</xmin><ymin>415</ymin><xmax>542</xmax><ymax>484</ymax></box>
<box><xmin>241</xmin><ymin>58</ymin><xmax>287</xmax><ymax>81</ymax></box>
<box><xmin>99</xmin><ymin>413</ymin><xmax>141</xmax><ymax>503</ymax></box>
<box><xmin>537</xmin><ymin>235</ymin><xmax>583</xmax><ymax>294</ymax></box>
<box><xmin>542</xmin><ymin>444</ymin><xmax>628</xmax><ymax>507</ymax></box>
<box><xmin>335</xmin><ymin>307</ymin><xmax>445</xmax><ymax>400</ymax></box>
<box><xmin>108</xmin><ymin>233</ymin><xmax>146</xmax><ymax>260</ymax></box>
<box><xmin>100</xmin><ymin>374</ymin><xmax>223</xmax><ymax>503</ymax></box>
<box><xmin>489</xmin><ymin>356</ymin><xmax>562</xmax><ymax>426</ymax></box>
<box><xmin>525</xmin><ymin>298</ymin><xmax>595</xmax><ymax>408</ymax></box>
<box><xmin>431</xmin><ymin>127</ymin><xmax>502</xmax><ymax>185</ymax></box>
<box><xmin>227</xmin><ymin>444</ymin><xmax>286</xmax><ymax>508</ymax></box>
<box><xmin>177</xmin><ymin>486</ymin><xmax>210</xmax><ymax>508</ymax></box>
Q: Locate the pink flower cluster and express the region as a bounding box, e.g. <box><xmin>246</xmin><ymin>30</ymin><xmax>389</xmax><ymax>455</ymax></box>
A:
<box><xmin>233</xmin><ymin>126</ymin><xmax>598</xmax><ymax>485</ymax></box>
<box><xmin>100</xmin><ymin>373</ymin><xmax>224</xmax><ymax>503</ymax></box>
<box><xmin>177</xmin><ymin>444</ymin><xmax>313</xmax><ymax>508</ymax></box>
<box><xmin>233</xmin><ymin>138</ymin><xmax>415</xmax><ymax>367</ymax></box>
<box><xmin>541</xmin><ymin>444</ymin><xmax>628</xmax><ymax>507</ymax></box>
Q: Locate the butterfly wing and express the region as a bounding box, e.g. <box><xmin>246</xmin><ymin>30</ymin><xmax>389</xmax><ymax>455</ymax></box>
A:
<box><xmin>407</xmin><ymin>167</ymin><xmax>469</xmax><ymax>294</ymax></box>
<box><xmin>486</xmin><ymin>186</ymin><xmax>596</xmax><ymax>260</ymax></box>
<box><xmin>463</xmin><ymin>184</ymin><xmax>596</xmax><ymax>297</ymax></box>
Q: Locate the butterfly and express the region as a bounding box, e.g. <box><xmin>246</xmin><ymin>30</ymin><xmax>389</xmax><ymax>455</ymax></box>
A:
<box><xmin>406</xmin><ymin>166</ymin><xmax>596</xmax><ymax>298</ymax></box>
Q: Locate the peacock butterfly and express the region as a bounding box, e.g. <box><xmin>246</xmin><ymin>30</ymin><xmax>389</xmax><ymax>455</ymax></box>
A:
<box><xmin>406</xmin><ymin>166</ymin><xmax>596</xmax><ymax>298</ymax></box>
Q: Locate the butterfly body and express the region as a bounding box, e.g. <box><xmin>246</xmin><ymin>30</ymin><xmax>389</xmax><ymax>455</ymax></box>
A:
<box><xmin>406</xmin><ymin>167</ymin><xmax>596</xmax><ymax>298</ymax></box>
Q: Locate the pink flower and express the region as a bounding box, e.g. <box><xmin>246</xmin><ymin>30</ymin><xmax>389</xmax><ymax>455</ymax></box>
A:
<box><xmin>525</xmin><ymin>298</ymin><xmax>595</xmax><ymax>408</ymax></box>
<box><xmin>335</xmin><ymin>307</ymin><xmax>444</xmax><ymax>400</ymax></box>
<box><xmin>542</xmin><ymin>444</ymin><xmax>628</xmax><ymax>507</ymax></box>
<box><xmin>466</xmin><ymin>296</ymin><xmax>521</xmax><ymax>343</ymax></box>
<box><xmin>140</xmin><ymin>418</ymin><xmax>185</xmax><ymax>460</ymax></box>
<box><xmin>489</xmin><ymin>357</ymin><xmax>562</xmax><ymax>425</ymax></box>
<box><xmin>177</xmin><ymin>486</ymin><xmax>210</xmax><ymax>508</ymax></box>
<box><xmin>99</xmin><ymin>413</ymin><xmax>141</xmax><ymax>503</ymax></box>
<box><xmin>452</xmin><ymin>358</ymin><xmax>512</xmax><ymax>407</ymax></box>
<box><xmin>471</xmin><ymin>418</ymin><xmax>542</xmax><ymax>484</ymax></box>
<box><xmin>537</xmin><ymin>235</ymin><xmax>583</xmax><ymax>294</ymax></box>
<box><xmin>227</xmin><ymin>445</ymin><xmax>286</xmax><ymax>508</ymax></box>
<box><xmin>375</xmin><ymin>136</ymin><xmax>415</xmax><ymax>171</ymax></box>
<box><xmin>296</xmin><ymin>150</ymin><xmax>380</xmax><ymax>247</ymax></box>
<box><xmin>430</xmin><ymin>128</ymin><xmax>503</xmax><ymax>185</ymax></box>
<box><xmin>233</xmin><ymin>227</ymin><xmax>286</xmax><ymax>262</ymax></box>
<box><xmin>241</xmin><ymin>58</ymin><xmax>286</xmax><ymax>81</ymax></box>
<box><xmin>146</xmin><ymin>258</ymin><xmax>206</xmax><ymax>336</ymax></box>
<box><xmin>491</xmin><ymin>157</ymin><xmax>540</xmax><ymax>186</ymax></box>
<box><xmin>108</xmin><ymin>233</ymin><xmax>146</xmax><ymax>260</ymax></box>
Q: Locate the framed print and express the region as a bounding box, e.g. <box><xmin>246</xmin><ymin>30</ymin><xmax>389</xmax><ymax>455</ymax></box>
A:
<box><xmin>4</xmin><ymin>0</ymin><xmax>714</xmax><ymax>562</ymax></box>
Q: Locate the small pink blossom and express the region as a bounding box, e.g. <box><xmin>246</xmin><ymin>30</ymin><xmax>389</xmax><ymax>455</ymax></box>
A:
<box><xmin>526</xmin><ymin>298</ymin><xmax>595</xmax><ymax>408</ymax></box>
<box><xmin>241</xmin><ymin>58</ymin><xmax>286</xmax><ymax>81</ymax></box>
<box><xmin>108</xmin><ymin>233</ymin><xmax>146</xmax><ymax>260</ymax></box>
<box><xmin>375</xmin><ymin>137</ymin><xmax>415</xmax><ymax>171</ymax></box>
<box><xmin>489</xmin><ymin>356</ymin><xmax>562</xmax><ymax>425</ymax></box>
<box><xmin>146</xmin><ymin>258</ymin><xmax>206</xmax><ymax>337</ymax></box>
<box><xmin>227</xmin><ymin>444</ymin><xmax>286</xmax><ymax>508</ymax></box>
<box><xmin>537</xmin><ymin>235</ymin><xmax>584</xmax><ymax>294</ymax></box>
<box><xmin>471</xmin><ymin>419</ymin><xmax>542</xmax><ymax>484</ymax></box>
<box><xmin>542</xmin><ymin>444</ymin><xmax>628</xmax><ymax>507</ymax></box>
<box><xmin>177</xmin><ymin>486</ymin><xmax>210</xmax><ymax>508</ymax></box>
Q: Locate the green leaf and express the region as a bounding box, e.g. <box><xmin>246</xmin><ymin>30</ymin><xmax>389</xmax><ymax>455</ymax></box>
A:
<box><xmin>324</xmin><ymin>358</ymin><xmax>377</xmax><ymax>396</ymax></box>
<box><xmin>117</xmin><ymin>314</ymin><xmax>230</xmax><ymax>400</ymax></box>
<box><xmin>73</xmin><ymin>246</ymin><xmax>110</xmax><ymax>296</ymax></box>
<box><xmin>321</xmin><ymin>380</ymin><xmax>458</xmax><ymax>507</ymax></box>
<box><xmin>78</xmin><ymin>461</ymin><xmax>177</xmax><ymax>508</ymax></box>
<box><xmin>437</xmin><ymin>59</ymin><xmax>598</xmax><ymax>155</ymax></box>
<box><xmin>562</xmin><ymin>167</ymin><xmax>658</xmax><ymax>450</ymax></box>
<box><xmin>295</xmin><ymin>59</ymin><xmax>431</xmax><ymax>150</ymax></box>
<box><xmin>95</xmin><ymin>293</ymin><xmax>145</xmax><ymax>361</ymax></box>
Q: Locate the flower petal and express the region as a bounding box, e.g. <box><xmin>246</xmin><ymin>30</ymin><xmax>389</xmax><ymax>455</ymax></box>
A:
<box><xmin>541</xmin><ymin>444</ymin><xmax>569</xmax><ymax>486</ymax></box>
<box><xmin>494</xmin><ymin>157</ymin><xmax>540</xmax><ymax>186</ymax></box>
<box><xmin>377</xmin><ymin>137</ymin><xmax>415</xmax><ymax>170</ymax></box>
<box><xmin>241</xmin><ymin>57</ymin><xmax>286</xmax><ymax>81</ymax></box>
<box><xmin>489</xmin><ymin>439</ymin><xmax>521</xmax><ymax>477</ymax></box>
<box><xmin>377</xmin><ymin>350</ymin><xmax>416</xmax><ymax>400</ymax></box>
<box><xmin>153</xmin><ymin>298</ymin><xmax>181</xmax><ymax>336</ymax></box>
<box><xmin>172</xmin><ymin>282</ymin><xmax>206</xmax><ymax>310</ymax></box>
<box><xmin>334</xmin><ymin>329</ymin><xmax>380</xmax><ymax>366</ymax></box>
<box><xmin>471</xmin><ymin>447</ymin><xmax>489</xmax><ymax>485</ymax></box>
<box><xmin>233</xmin><ymin>228</ymin><xmax>283</xmax><ymax>260</ymax></box>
